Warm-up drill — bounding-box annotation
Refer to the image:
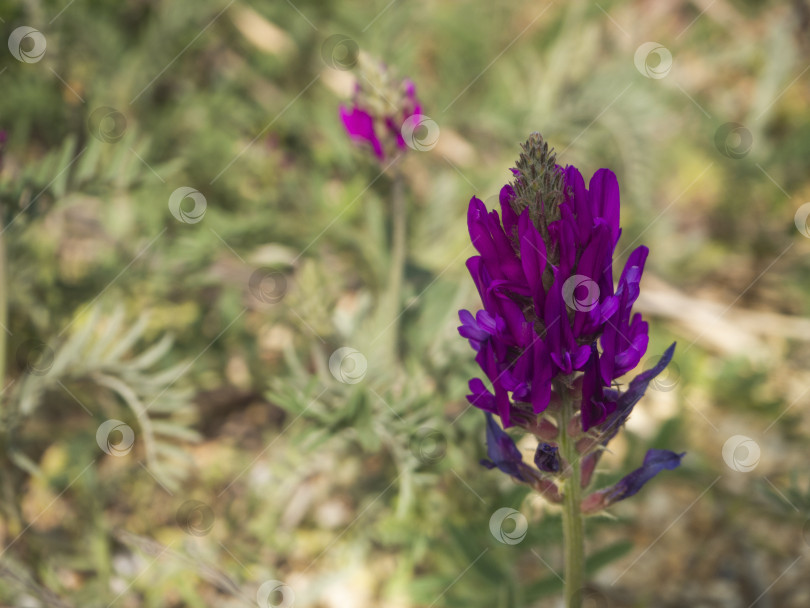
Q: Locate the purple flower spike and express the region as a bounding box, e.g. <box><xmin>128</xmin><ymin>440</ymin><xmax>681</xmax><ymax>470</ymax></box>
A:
<box><xmin>459</xmin><ymin>133</ymin><xmax>658</xmax><ymax>431</ymax></box>
<box><xmin>459</xmin><ymin>133</ymin><xmax>681</xmax><ymax>506</ymax></box>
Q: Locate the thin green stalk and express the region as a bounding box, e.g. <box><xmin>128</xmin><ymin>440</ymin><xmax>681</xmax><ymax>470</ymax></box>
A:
<box><xmin>0</xmin><ymin>213</ymin><xmax>18</xmax><ymax>534</ymax></box>
<box><xmin>384</xmin><ymin>170</ymin><xmax>406</xmax><ymax>365</ymax></box>
<box><xmin>559</xmin><ymin>384</ymin><xmax>584</xmax><ymax>608</ymax></box>
<box><xmin>0</xmin><ymin>217</ymin><xmax>6</xmax><ymax>400</ymax></box>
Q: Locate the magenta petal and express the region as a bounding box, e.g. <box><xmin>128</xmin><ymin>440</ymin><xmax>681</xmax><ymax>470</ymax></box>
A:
<box><xmin>467</xmin><ymin>198</ymin><xmax>523</xmax><ymax>285</ymax></box>
<box><xmin>588</xmin><ymin>169</ymin><xmax>621</xmax><ymax>245</ymax></box>
<box><xmin>384</xmin><ymin>116</ymin><xmax>407</xmax><ymax>149</ymax></box>
<box><xmin>572</xmin><ymin>344</ymin><xmax>591</xmax><ymax>370</ymax></box>
<box><xmin>467</xmin><ymin>198</ymin><xmax>498</xmax><ymax>261</ymax></box>
<box><xmin>519</xmin><ymin>209</ymin><xmax>547</xmax><ymax>312</ymax></box>
<box><xmin>465</xmin><ymin>256</ymin><xmax>489</xmax><ymax>304</ymax></box>
<box><xmin>582</xmin><ymin>400</ymin><xmax>607</xmax><ymax>431</ymax></box>
<box><xmin>467</xmin><ymin>378</ymin><xmax>497</xmax><ymax>414</ymax></box>
<box><xmin>340</xmin><ymin>105</ymin><xmax>384</xmax><ymax>159</ymax></box>
<box><xmin>499</xmin><ymin>185</ymin><xmax>519</xmax><ymax>240</ymax></box>
<box><xmin>531</xmin><ymin>339</ymin><xmax>552</xmax><ymax>413</ymax></box>
<box><xmin>564</xmin><ymin>166</ymin><xmax>592</xmax><ymax>236</ymax></box>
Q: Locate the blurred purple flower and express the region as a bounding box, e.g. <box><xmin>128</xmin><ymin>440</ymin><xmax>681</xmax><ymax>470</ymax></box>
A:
<box><xmin>339</xmin><ymin>75</ymin><xmax>421</xmax><ymax>161</ymax></box>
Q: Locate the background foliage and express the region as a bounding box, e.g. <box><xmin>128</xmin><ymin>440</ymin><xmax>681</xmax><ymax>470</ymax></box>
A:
<box><xmin>1</xmin><ymin>0</ymin><xmax>810</xmax><ymax>606</ymax></box>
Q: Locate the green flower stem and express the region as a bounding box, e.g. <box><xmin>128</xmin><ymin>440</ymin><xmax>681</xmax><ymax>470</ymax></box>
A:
<box><xmin>0</xmin><ymin>216</ymin><xmax>6</xmax><ymax>399</ymax></box>
<box><xmin>559</xmin><ymin>384</ymin><xmax>584</xmax><ymax>608</ymax></box>
<box><xmin>0</xmin><ymin>213</ymin><xmax>17</xmax><ymax>535</ymax></box>
<box><xmin>384</xmin><ymin>169</ymin><xmax>406</xmax><ymax>365</ymax></box>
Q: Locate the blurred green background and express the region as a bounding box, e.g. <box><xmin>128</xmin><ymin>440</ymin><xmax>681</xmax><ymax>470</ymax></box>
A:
<box><xmin>1</xmin><ymin>0</ymin><xmax>810</xmax><ymax>606</ymax></box>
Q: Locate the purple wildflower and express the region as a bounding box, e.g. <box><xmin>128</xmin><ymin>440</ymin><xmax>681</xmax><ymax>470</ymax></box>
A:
<box><xmin>458</xmin><ymin>133</ymin><xmax>682</xmax><ymax>511</ymax></box>
<box><xmin>339</xmin><ymin>71</ymin><xmax>421</xmax><ymax>161</ymax></box>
